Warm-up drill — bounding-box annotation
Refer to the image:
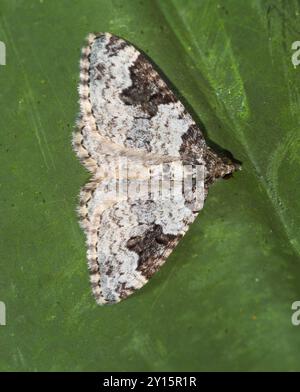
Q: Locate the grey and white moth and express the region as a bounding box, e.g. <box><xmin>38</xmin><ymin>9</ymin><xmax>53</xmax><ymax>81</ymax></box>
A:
<box><xmin>72</xmin><ymin>32</ymin><xmax>239</xmax><ymax>305</ymax></box>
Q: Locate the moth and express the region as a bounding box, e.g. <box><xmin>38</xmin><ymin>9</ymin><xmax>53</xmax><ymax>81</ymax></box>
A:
<box><xmin>72</xmin><ymin>32</ymin><xmax>239</xmax><ymax>304</ymax></box>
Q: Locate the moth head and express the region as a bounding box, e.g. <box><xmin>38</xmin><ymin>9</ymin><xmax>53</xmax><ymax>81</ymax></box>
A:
<box><xmin>204</xmin><ymin>148</ymin><xmax>241</xmax><ymax>185</ymax></box>
<box><xmin>218</xmin><ymin>155</ymin><xmax>241</xmax><ymax>179</ymax></box>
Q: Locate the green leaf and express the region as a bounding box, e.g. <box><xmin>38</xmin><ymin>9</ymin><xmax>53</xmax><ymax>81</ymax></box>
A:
<box><xmin>1</xmin><ymin>0</ymin><xmax>300</xmax><ymax>371</ymax></box>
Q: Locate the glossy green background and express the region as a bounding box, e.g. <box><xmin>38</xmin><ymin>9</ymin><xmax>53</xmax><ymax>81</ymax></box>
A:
<box><xmin>1</xmin><ymin>0</ymin><xmax>300</xmax><ymax>371</ymax></box>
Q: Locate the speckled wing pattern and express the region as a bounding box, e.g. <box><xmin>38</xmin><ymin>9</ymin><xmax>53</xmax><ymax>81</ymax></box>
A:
<box><xmin>72</xmin><ymin>32</ymin><xmax>237</xmax><ymax>304</ymax></box>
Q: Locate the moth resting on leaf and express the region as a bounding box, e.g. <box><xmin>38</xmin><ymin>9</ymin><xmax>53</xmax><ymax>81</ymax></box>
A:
<box><xmin>72</xmin><ymin>32</ymin><xmax>239</xmax><ymax>305</ymax></box>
